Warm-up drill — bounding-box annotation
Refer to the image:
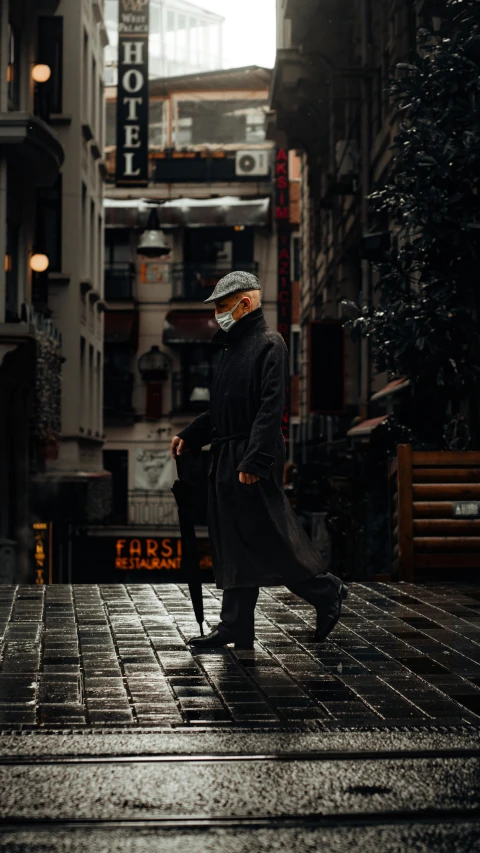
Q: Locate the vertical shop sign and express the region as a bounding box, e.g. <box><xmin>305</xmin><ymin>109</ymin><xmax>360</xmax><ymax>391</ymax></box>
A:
<box><xmin>275</xmin><ymin>148</ymin><xmax>289</xmax><ymax>220</ymax></box>
<box><xmin>33</xmin><ymin>522</ymin><xmax>52</xmax><ymax>584</ymax></box>
<box><xmin>276</xmin><ymin>149</ymin><xmax>291</xmax><ymax>444</ymax></box>
<box><xmin>116</xmin><ymin>0</ymin><xmax>150</xmax><ymax>187</ymax></box>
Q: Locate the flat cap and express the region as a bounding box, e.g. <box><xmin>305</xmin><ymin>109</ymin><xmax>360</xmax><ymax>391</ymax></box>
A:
<box><xmin>203</xmin><ymin>270</ymin><xmax>260</xmax><ymax>303</ymax></box>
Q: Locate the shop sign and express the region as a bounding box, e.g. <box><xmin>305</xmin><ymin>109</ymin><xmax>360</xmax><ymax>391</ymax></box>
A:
<box><xmin>275</xmin><ymin>148</ymin><xmax>289</xmax><ymax>220</ymax></box>
<box><xmin>139</xmin><ymin>260</ymin><xmax>172</xmax><ymax>284</ymax></box>
<box><xmin>116</xmin><ymin>0</ymin><xmax>149</xmax><ymax>186</ymax></box>
<box><xmin>33</xmin><ymin>522</ymin><xmax>52</xmax><ymax>585</ymax></box>
<box><xmin>452</xmin><ymin>501</ymin><xmax>480</xmax><ymax>518</ymax></box>
<box><xmin>115</xmin><ymin>537</ymin><xmax>212</xmax><ymax>571</ymax></box>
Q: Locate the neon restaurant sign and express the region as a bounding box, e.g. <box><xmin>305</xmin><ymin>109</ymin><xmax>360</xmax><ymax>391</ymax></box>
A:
<box><xmin>115</xmin><ymin>537</ymin><xmax>212</xmax><ymax>571</ymax></box>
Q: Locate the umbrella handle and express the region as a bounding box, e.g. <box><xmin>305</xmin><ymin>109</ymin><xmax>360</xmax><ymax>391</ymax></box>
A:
<box><xmin>175</xmin><ymin>448</ymin><xmax>184</xmax><ymax>479</ymax></box>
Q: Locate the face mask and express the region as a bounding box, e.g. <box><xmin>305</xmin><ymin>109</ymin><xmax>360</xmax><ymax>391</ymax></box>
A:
<box><xmin>215</xmin><ymin>297</ymin><xmax>245</xmax><ymax>332</ymax></box>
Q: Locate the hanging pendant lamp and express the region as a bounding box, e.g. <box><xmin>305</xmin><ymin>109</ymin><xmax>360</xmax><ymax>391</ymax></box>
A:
<box><xmin>136</xmin><ymin>206</ymin><xmax>170</xmax><ymax>258</ymax></box>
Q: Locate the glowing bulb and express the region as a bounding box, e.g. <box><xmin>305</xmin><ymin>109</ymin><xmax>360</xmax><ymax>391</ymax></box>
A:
<box><xmin>30</xmin><ymin>253</ymin><xmax>49</xmax><ymax>272</ymax></box>
<box><xmin>32</xmin><ymin>64</ymin><xmax>51</xmax><ymax>83</ymax></box>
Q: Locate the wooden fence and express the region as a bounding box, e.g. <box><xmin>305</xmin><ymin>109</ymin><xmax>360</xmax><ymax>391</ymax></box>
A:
<box><xmin>389</xmin><ymin>444</ymin><xmax>480</xmax><ymax>580</ymax></box>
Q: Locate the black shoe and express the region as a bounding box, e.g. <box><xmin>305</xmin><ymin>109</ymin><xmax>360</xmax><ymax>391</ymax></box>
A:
<box><xmin>314</xmin><ymin>580</ymin><xmax>349</xmax><ymax>643</ymax></box>
<box><xmin>187</xmin><ymin>628</ymin><xmax>254</xmax><ymax>650</ymax></box>
<box><xmin>187</xmin><ymin>628</ymin><xmax>232</xmax><ymax>648</ymax></box>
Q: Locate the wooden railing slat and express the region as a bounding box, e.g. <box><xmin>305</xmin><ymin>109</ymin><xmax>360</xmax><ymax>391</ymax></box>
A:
<box><xmin>397</xmin><ymin>444</ymin><xmax>414</xmax><ymax>581</ymax></box>
<box><xmin>413</xmin><ymin>484</ymin><xmax>480</xmax><ymax>499</ymax></box>
<box><xmin>412</xmin><ymin>468</ymin><xmax>480</xmax><ymax>483</ymax></box>
<box><xmin>413</xmin><ymin>519</ymin><xmax>480</xmax><ymax>535</ymax></box>
<box><xmin>414</xmin><ymin>536</ymin><xmax>480</xmax><ymax>552</ymax></box>
<box><xmin>412</xmin><ymin>451</ymin><xmax>480</xmax><ymax>465</ymax></box>
<box><xmin>413</xmin><ymin>502</ymin><xmax>456</xmax><ymax>518</ymax></box>
<box><xmin>414</xmin><ymin>554</ymin><xmax>480</xmax><ymax>568</ymax></box>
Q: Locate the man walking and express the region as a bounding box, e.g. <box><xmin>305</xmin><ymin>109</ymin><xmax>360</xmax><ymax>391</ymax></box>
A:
<box><xmin>170</xmin><ymin>271</ymin><xmax>348</xmax><ymax>649</ymax></box>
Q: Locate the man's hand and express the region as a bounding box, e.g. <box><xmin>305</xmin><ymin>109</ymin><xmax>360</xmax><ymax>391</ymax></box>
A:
<box><xmin>171</xmin><ymin>435</ymin><xmax>188</xmax><ymax>458</ymax></box>
<box><xmin>238</xmin><ymin>471</ymin><xmax>260</xmax><ymax>484</ymax></box>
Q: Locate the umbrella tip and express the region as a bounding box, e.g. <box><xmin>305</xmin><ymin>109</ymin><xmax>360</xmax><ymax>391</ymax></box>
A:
<box><xmin>200</xmin><ymin>624</ymin><xmax>204</xmax><ymax>636</ymax></box>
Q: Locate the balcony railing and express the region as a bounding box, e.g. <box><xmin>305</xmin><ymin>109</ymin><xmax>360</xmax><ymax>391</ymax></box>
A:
<box><xmin>103</xmin><ymin>371</ymin><xmax>134</xmax><ymax>417</ymax></box>
<box><xmin>105</xmin><ymin>262</ymin><xmax>136</xmax><ymax>301</ymax></box>
<box><xmin>171</xmin><ymin>368</ymin><xmax>216</xmax><ymax>413</ymax></box>
<box><xmin>128</xmin><ymin>491</ymin><xmax>179</xmax><ymax>527</ymax></box>
<box><xmin>171</xmin><ymin>262</ymin><xmax>259</xmax><ymax>301</ymax></box>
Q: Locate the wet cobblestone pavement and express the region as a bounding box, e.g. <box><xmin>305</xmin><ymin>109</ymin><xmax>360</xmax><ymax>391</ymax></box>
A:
<box><xmin>1</xmin><ymin>582</ymin><xmax>480</xmax><ymax>729</ymax></box>
<box><xmin>2</xmin><ymin>583</ymin><xmax>480</xmax><ymax>850</ymax></box>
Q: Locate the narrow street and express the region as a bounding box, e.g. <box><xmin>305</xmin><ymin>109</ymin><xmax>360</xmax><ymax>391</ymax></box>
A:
<box><xmin>0</xmin><ymin>582</ymin><xmax>480</xmax><ymax>849</ymax></box>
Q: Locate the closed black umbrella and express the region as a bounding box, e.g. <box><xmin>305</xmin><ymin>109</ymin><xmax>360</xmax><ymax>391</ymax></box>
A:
<box><xmin>171</xmin><ymin>449</ymin><xmax>204</xmax><ymax>635</ymax></box>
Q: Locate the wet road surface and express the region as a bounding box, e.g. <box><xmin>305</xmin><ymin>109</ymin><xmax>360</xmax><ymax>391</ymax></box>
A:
<box><xmin>1</xmin><ymin>582</ymin><xmax>480</xmax><ymax>849</ymax></box>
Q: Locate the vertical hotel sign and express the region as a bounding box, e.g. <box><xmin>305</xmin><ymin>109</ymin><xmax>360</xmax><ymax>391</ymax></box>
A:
<box><xmin>116</xmin><ymin>0</ymin><xmax>149</xmax><ymax>187</ymax></box>
<box><xmin>275</xmin><ymin>149</ymin><xmax>291</xmax><ymax>444</ymax></box>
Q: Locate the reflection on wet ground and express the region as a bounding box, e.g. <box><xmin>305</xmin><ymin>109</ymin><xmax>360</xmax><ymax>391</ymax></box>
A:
<box><xmin>1</xmin><ymin>582</ymin><xmax>480</xmax><ymax>728</ymax></box>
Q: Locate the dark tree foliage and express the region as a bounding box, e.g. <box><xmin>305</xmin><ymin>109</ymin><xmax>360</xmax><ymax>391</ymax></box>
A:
<box><xmin>347</xmin><ymin>0</ymin><xmax>480</xmax><ymax>448</ymax></box>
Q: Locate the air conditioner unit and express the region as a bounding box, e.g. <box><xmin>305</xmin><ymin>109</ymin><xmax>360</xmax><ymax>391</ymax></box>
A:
<box><xmin>235</xmin><ymin>150</ymin><xmax>270</xmax><ymax>177</ymax></box>
<box><xmin>335</xmin><ymin>140</ymin><xmax>359</xmax><ymax>177</ymax></box>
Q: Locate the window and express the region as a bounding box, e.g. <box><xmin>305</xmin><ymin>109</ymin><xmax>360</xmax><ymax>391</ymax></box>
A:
<box><xmin>7</xmin><ymin>25</ymin><xmax>20</xmax><ymax>110</ymax></box>
<box><xmin>5</xmin><ymin>222</ymin><xmax>19</xmax><ymax>321</ymax></box>
<box><xmin>149</xmin><ymin>100</ymin><xmax>166</xmax><ymax>147</ymax></box>
<box><xmin>89</xmin><ymin>345</ymin><xmax>94</xmax><ymax>430</ymax></box>
<box><xmin>82</xmin><ymin>30</ymin><xmax>88</xmax><ymax>123</ymax></box>
<box><xmin>177</xmin><ymin>14</ymin><xmax>187</xmax><ymax>58</ymax></box>
<box><xmin>81</xmin><ymin>182</ymin><xmax>87</xmax><ymax>278</ymax></box>
<box><xmin>36</xmin><ymin>174</ymin><xmax>62</xmax><ymax>272</ymax></box>
<box><xmin>98</xmin><ymin>214</ymin><xmax>103</xmax><ymax>291</ymax></box>
<box><xmin>292</xmin><ymin>329</ymin><xmax>300</xmax><ymax>375</ymax></box>
<box><xmin>145</xmin><ymin>382</ymin><xmax>163</xmax><ymax>419</ymax></box>
<box><xmin>293</xmin><ymin>237</ymin><xmax>300</xmax><ymax>281</ymax></box>
<box><xmin>105</xmin><ymin>228</ymin><xmax>131</xmax><ymax>265</ymax></box>
<box><xmin>165</xmin><ymin>10</ymin><xmax>176</xmax><ymax>60</ymax></box>
<box><xmin>90</xmin><ymin>199</ymin><xmax>95</xmax><ymax>282</ymax></box>
<box><xmin>150</xmin><ymin>4</ymin><xmax>161</xmax><ymax>33</ymax></box>
<box><xmin>105</xmin><ymin>229</ymin><xmax>133</xmax><ymax>300</ymax></box>
<box><xmin>96</xmin><ymin>352</ymin><xmax>102</xmax><ymax>432</ymax></box>
<box><xmin>173</xmin><ymin>99</ymin><xmax>268</xmax><ymax>147</ymax></box>
<box><xmin>189</xmin><ymin>17</ymin><xmax>199</xmax><ymax>64</ymax></box>
<box><xmin>106</xmin><ymin>100</ymin><xmax>116</xmax><ymax>146</ymax></box>
<box><xmin>80</xmin><ymin>337</ymin><xmax>86</xmax><ymax>427</ymax></box>
<box><xmin>91</xmin><ymin>56</ymin><xmax>97</xmax><ymax>132</ymax></box>
<box><xmin>103</xmin><ymin>450</ymin><xmax>128</xmax><ymax>523</ymax></box>
<box><xmin>37</xmin><ymin>16</ymin><xmax>63</xmax><ymax>115</ymax></box>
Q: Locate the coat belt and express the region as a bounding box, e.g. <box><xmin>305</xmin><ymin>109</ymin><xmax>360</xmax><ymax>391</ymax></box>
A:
<box><xmin>210</xmin><ymin>431</ymin><xmax>250</xmax><ymax>450</ymax></box>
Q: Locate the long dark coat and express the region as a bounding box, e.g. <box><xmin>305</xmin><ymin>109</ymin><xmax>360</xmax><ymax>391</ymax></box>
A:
<box><xmin>176</xmin><ymin>306</ymin><xmax>324</xmax><ymax>589</ymax></box>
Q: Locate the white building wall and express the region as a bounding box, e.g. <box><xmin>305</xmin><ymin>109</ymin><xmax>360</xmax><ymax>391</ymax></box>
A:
<box><xmin>48</xmin><ymin>0</ymin><xmax>106</xmax><ymax>474</ymax></box>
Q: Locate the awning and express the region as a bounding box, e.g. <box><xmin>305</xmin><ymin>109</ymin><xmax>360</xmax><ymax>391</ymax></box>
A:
<box><xmin>163</xmin><ymin>311</ymin><xmax>219</xmax><ymax>345</ymax></box>
<box><xmin>347</xmin><ymin>415</ymin><xmax>389</xmax><ymax>437</ymax></box>
<box><xmin>104</xmin><ymin>310</ymin><xmax>138</xmax><ymax>344</ymax></box>
<box><xmin>371</xmin><ymin>377</ymin><xmax>410</xmax><ymax>402</ymax></box>
<box><xmin>104</xmin><ymin>196</ymin><xmax>270</xmax><ymax>228</ymax></box>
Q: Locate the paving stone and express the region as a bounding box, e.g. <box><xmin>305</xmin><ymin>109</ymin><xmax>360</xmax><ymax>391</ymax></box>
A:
<box><xmin>0</xmin><ymin>583</ymin><xmax>480</xmax><ymax>729</ymax></box>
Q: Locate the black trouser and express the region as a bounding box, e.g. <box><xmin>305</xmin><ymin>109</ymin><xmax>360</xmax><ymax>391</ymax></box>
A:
<box><xmin>217</xmin><ymin>573</ymin><xmax>340</xmax><ymax>643</ymax></box>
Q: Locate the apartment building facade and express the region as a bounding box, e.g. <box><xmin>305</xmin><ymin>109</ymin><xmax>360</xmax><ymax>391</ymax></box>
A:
<box><xmin>268</xmin><ymin>0</ymin><xmax>434</xmax><ymax>576</ymax></box>
<box><xmin>0</xmin><ymin>0</ymin><xmax>111</xmax><ymax>583</ymax></box>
